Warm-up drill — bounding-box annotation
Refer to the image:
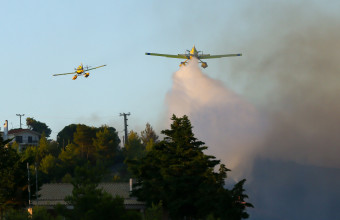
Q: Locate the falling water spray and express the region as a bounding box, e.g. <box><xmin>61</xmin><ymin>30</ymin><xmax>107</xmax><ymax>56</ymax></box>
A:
<box><xmin>165</xmin><ymin>58</ymin><xmax>266</xmax><ymax>178</ymax></box>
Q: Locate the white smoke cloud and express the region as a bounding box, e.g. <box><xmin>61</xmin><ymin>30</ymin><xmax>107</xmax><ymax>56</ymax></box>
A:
<box><xmin>165</xmin><ymin>58</ymin><xmax>266</xmax><ymax>177</ymax></box>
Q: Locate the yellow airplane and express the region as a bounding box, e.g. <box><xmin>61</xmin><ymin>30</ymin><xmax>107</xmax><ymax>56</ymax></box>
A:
<box><xmin>146</xmin><ymin>45</ymin><xmax>242</xmax><ymax>68</ymax></box>
<box><xmin>53</xmin><ymin>63</ymin><xmax>106</xmax><ymax>80</ymax></box>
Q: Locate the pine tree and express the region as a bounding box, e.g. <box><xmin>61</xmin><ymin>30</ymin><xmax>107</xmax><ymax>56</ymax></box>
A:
<box><xmin>130</xmin><ymin>115</ymin><xmax>253</xmax><ymax>219</ymax></box>
<box><xmin>141</xmin><ymin>123</ymin><xmax>159</xmax><ymax>150</ymax></box>
<box><xmin>93</xmin><ymin>126</ymin><xmax>120</xmax><ymax>163</ymax></box>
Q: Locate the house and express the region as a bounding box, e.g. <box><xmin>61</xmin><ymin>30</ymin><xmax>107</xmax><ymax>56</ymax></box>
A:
<box><xmin>31</xmin><ymin>182</ymin><xmax>145</xmax><ymax>212</ymax></box>
<box><xmin>8</xmin><ymin>128</ymin><xmax>40</xmax><ymax>146</ymax></box>
<box><xmin>1</xmin><ymin>120</ymin><xmax>40</xmax><ymax>151</ymax></box>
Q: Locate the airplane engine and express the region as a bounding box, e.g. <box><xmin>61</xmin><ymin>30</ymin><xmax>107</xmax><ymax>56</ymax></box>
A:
<box><xmin>201</xmin><ymin>62</ymin><xmax>208</xmax><ymax>68</ymax></box>
<box><xmin>84</xmin><ymin>72</ymin><xmax>90</xmax><ymax>78</ymax></box>
<box><xmin>72</xmin><ymin>75</ymin><xmax>78</xmax><ymax>80</ymax></box>
<box><xmin>179</xmin><ymin>62</ymin><xmax>186</xmax><ymax>67</ymax></box>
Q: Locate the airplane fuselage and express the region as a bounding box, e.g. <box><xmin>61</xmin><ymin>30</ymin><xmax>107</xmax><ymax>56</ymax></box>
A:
<box><xmin>188</xmin><ymin>45</ymin><xmax>199</xmax><ymax>59</ymax></box>
<box><xmin>76</xmin><ymin>64</ymin><xmax>84</xmax><ymax>74</ymax></box>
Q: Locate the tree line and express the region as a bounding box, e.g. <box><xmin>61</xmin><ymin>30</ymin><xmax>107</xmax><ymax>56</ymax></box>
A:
<box><xmin>1</xmin><ymin>115</ymin><xmax>253</xmax><ymax>219</ymax></box>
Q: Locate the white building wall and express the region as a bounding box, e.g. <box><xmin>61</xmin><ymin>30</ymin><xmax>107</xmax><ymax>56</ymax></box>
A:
<box><xmin>8</xmin><ymin>131</ymin><xmax>39</xmax><ymax>144</ymax></box>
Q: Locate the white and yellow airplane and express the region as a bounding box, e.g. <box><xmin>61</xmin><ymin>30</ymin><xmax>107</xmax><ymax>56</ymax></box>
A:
<box><xmin>145</xmin><ymin>45</ymin><xmax>242</xmax><ymax>68</ymax></box>
<box><xmin>53</xmin><ymin>63</ymin><xmax>106</xmax><ymax>80</ymax></box>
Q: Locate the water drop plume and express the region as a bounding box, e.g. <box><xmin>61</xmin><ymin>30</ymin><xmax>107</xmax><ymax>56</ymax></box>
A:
<box><xmin>166</xmin><ymin>58</ymin><xmax>265</xmax><ymax>177</ymax></box>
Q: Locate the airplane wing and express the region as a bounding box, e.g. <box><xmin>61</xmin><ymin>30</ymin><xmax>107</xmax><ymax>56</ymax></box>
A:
<box><xmin>53</xmin><ymin>72</ymin><xmax>76</xmax><ymax>76</ymax></box>
<box><xmin>199</xmin><ymin>53</ymin><xmax>242</xmax><ymax>59</ymax></box>
<box><xmin>85</xmin><ymin>64</ymin><xmax>107</xmax><ymax>71</ymax></box>
<box><xmin>145</xmin><ymin>53</ymin><xmax>187</xmax><ymax>59</ymax></box>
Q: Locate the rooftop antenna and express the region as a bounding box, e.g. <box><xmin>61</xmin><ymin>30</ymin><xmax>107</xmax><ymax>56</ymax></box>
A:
<box><xmin>16</xmin><ymin>114</ymin><xmax>25</xmax><ymax>129</ymax></box>
<box><xmin>120</xmin><ymin>112</ymin><xmax>131</xmax><ymax>145</ymax></box>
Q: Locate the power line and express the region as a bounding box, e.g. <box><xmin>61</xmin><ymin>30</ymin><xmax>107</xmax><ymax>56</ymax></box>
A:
<box><xmin>120</xmin><ymin>112</ymin><xmax>130</xmax><ymax>145</ymax></box>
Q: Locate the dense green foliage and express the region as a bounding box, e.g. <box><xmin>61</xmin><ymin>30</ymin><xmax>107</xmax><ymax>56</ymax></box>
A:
<box><xmin>2</xmin><ymin>118</ymin><xmax>254</xmax><ymax>219</ymax></box>
<box><xmin>26</xmin><ymin>117</ymin><xmax>52</xmax><ymax>138</ymax></box>
<box><xmin>56</xmin><ymin>124</ymin><xmax>77</xmax><ymax>150</ymax></box>
<box><xmin>3</xmin><ymin>208</ymin><xmax>28</xmax><ymax>220</ymax></box>
<box><xmin>4</xmin><ymin>206</ymin><xmax>63</xmax><ymax>220</ymax></box>
<box><xmin>20</xmin><ymin>124</ymin><xmax>122</xmax><ymax>184</ymax></box>
<box><xmin>144</xmin><ymin>201</ymin><xmax>163</xmax><ymax>220</ymax></box>
<box><xmin>124</xmin><ymin>131</ymin><xmax>146</xmax><ymax>162</ymax></box>
<box><xmin>93</xmin><ymin>126</ymin><xmax>120</xmax><ymax>164</ymax></box>
<box><xmin>57</xmin><ymin>124</ymin><xmax>120</xmax><ymax>164</ymax></box>
<box><xmin>17</xmin><ymin>122</ymin><xmax>159</xmax><ymax>185</ymax></box>
<box><xmin>0</xmin><ymin>137</ymin><xmax>28</xmax><ymax>218</ymax></box>
<box><xmin>129</xmin><ymin>115</ymin><xmax>253</xmax><ymax>219</ymax></box>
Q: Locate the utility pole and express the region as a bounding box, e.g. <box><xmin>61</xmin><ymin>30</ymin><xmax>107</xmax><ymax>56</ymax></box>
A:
<box><xmin>16</xmin><ymin>114</ymin><xmax>25</xmax><ymax>129</ymax></box>
<box><xmin>35</xmin><ymin>162</ymin><xmax>38</xmax><ymax>205</ymax></box>
<box><xmin>120</xmin><ymin>112</ymin><xmax>131</xmax><ymax>145</ymax></box>
<box><xmin>27</xmin><ymin>162</ymin><xmax>31</xmax><ymax>208</ymax></box>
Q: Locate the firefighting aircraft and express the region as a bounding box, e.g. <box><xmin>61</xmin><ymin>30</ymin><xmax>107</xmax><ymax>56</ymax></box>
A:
<box><xmin>145</xmin><ymin>45</ymin><xmax>242</xmax><ymax>68</ymax></box>
<box><xmin>53</xmin><ymin>64</ymin><xmax>106</xmax><ymax>80</ymax></box>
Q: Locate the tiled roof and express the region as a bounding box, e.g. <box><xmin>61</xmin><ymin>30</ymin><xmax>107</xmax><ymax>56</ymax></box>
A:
<box><xmin>31</xmin><ymin>183</ymin><xmax>145</xmax><ymax>208</ymax></box>
<box><xmin>37</xmin><ymin>183</ymin><xmax>73</xmax><ymax>201</ymax></box>
<box><xmin>8</xmin><ymin>129</ymin><xmax>40</xmax><ymax>135</ymax></box>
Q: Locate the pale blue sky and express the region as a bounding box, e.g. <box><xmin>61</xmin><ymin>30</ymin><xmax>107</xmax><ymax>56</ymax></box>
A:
<box><xmin>0</xmin><ymin>0</ymin><xmax>245</xmax><ymax>138</ymax></box>
<box><xmin>1</xmin><ymin>0</ymin><xmax>338</xmax><ymax>139</ymax></box>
